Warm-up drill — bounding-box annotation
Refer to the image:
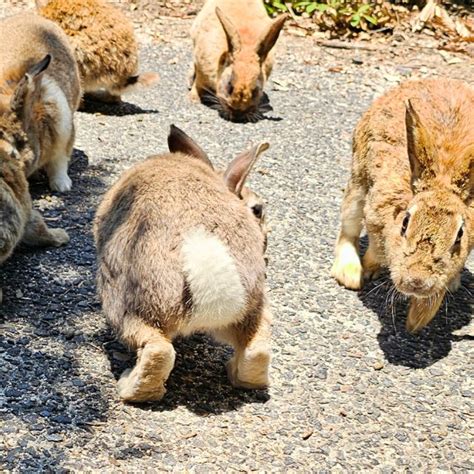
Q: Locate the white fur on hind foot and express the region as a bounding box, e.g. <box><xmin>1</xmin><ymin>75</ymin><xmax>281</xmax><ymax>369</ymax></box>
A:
<box><xmin>181</xmin><ymin>227</ymin><xmax>246</xmax><ymax>333</ymax></box>
<box><xmin>49</xmin><ymin>171</ymin><xmax>72</xmax><ymax>192</ymax></box>
<box><xmin>227</xmin><ymin>346</ymin><xmax>271</xmax><ymax>389</ymax></box>
<box><xmin>331</xmin><ymin>241</ymin><xmax>363</xmax><ymax>290</ymax></box>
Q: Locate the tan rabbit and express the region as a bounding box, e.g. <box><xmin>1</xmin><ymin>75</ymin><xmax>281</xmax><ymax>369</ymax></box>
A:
<box><xmin>190</xmin><ymin>0</ymin><xmax>287</xmax><ymax>122</ymax></box>
<box><xmin>0</xmin><ymin>14</ymin><xmax>81</xmax><ymax>192</ymax></box>
<box><xmin>36</xmin><ymin>0</ymin><xmax>159</xmax><ymax>104</ymax></box>
<box><xmin>94</xmin><ymin>125</ymin><xmax>271</xmax><ymax>402</ymax></box>
<box><xmin>331</xmin><ymin>78</ymin><xmax>474</xmax><ymax>333</ymax></box>
<box><xmin>0</xmin><ymin>118</ymin><xmax>69</xmax><ymax>303</ymax></box>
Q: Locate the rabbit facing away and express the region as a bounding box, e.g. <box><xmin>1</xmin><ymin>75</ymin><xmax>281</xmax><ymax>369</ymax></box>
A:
<box><xmin>0</xmin><ymin>123</ymin><xmax>69</xmax><ymax>303</ymax></box>
<box><xmin>36</xmin><ymin>0</ymin><xmax>159</xmax><ymax>104</ymax></box>
<box><xmin>331</xmin><ymin>78</ymin><xmax>473</xmax><ymax>333</ymax></box>
<box><xmin>0</xmin><ymin>14</ymin><xmax>81</xmax><ymax>192</ymax></box>
<box><xmin>94</xmin><ymin>125</ymin><xmax>271</xmax><ymax>402</ymax></box>
<box><xmin>190</xmin><ymin>0</ymin><xmax>287</xmax><ymax>122</ymax></box>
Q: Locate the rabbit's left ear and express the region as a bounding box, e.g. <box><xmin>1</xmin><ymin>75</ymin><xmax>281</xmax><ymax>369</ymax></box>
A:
<box><xmin>405</xmin><ymin>99</ymin><xmax>437</xmax><ymax>188</ymax></box>
<box><xmin>11</xmin><ymin>54</ymin><xmax>51</xmax><ymax>121</ymax></box>
<box><xmin>257</xmin><ymin>14</ymin><xmax>288</xmax><ymax>61</ymax></box>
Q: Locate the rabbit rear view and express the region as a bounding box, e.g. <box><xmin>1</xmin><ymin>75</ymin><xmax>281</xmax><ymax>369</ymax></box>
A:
<box><xmin>331</xmin><ymin>78</ymin><xmax>474</xmax><ymax>333</ymax></box>
<box><xmin>36</xmin><ymin>0</ymin><xmax>159</xmax><ymax>104</ymax></box>
<box><xmin>94</xmin><ymin>125</ymin><xmax>271</xmax><ymax>402</ymax></box>
<box><xmin>191</xmin><ymin>0</ymin><xmax>287</xmax><ymax>122</ymax></box>
<box><xmin>0</xmin><ymin>14</ymin><xmax>81</xmax><ymax>192</ymax></box>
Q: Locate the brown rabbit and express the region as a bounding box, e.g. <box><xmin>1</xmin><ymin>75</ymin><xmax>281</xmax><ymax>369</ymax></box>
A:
<box><xmin>36</xmin><ymin>0</ymin><xmax>159</xmax><ymax>104</ymax></box>
<box><xmin>94</xmin><ymin>125</ymin><xmax>271</xmax><ymax>402</ymax></box>
<box><xmin>0</xmin><ymin>117</ymin><xmax>69</xmax><ymax>303</ymax></box>
<box><xmin>331</xmin><ymin>78</ymin><xmax>474</xmax><ymax>333</ymax></box>
<box><xmin>190</xmin><ymin>0</ymin><xmax>287</xmax><ymax>122</ymax></box>
<box><xmin>0</xmin><ymin>14</ymin><xmax>81</xmax><ymax>192</ymax></box>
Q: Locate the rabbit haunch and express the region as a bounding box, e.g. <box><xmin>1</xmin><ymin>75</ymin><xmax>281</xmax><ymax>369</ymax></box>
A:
<box><xmin>0</xmin><ymin>14</ymin><xmax>81</xmax><ymax>192</ymax></box>
<box><xmin>332</xmin><ymin>78</ymin><xmax>473</xmax><ymax>333</ymax></box>
<box><xmin>94</xmin><ymin>125</ymin><xmax>271</xmax><ymax>402</ymax></box>
<box><xmin>36</xmin><ymin>0</ymin><xmax>159</xmax><ymax>103</ymax></box>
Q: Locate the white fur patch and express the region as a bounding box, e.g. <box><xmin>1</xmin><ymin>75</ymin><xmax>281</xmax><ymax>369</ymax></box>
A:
<box><xmin>41</xmin><ymin>77</ymin><xmax>73</xmax><ymax>191</ymax></box>
<box><xmin>181</xmin><ymin>227</ymin><xmax>246</xmax><ymax>333</ymax></box>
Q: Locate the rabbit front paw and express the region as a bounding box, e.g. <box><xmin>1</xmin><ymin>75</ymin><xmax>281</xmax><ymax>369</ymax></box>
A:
<box><xmin>49</xmin><ymin>171</ymin><xmax>72</xmax><ymax>193</ymax></box>
<box><xmin>331</xmin><ymin>244</ymin><xmax>363</xmax><ymax>290</ymax></box>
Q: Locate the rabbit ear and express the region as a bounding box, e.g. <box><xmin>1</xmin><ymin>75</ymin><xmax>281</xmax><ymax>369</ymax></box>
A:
<box><xmin>35</xmin><ymin>0</ymin><xmax>50</xmax><ymax>7</ymax></box>
<box><xmin>224</xmin><ymin>142</ymin><xmax>269</xmax><ymax>195</ymax></box>
<box><xmin>11</xmin><ymin>54</ymin><xmax>51</xmax><ymax>120</ymax></box>
<box><xmin>168</xmin><ymin>125</ymin><xmax>214</xmax><ymax>169</ymax></box>
<box><xmin>215</xmin><ymin>7</ymin><xmax>241</xmax><ymax>54</ymax></box>
<box><xmin>257</xmin><ymin>14</ymin><xmax>288</xmax><ymax>61</ymax></box>
<box><xmin>405</xmin><ymin>99</ymin><xmax>437</xmax><ymax>186</ymax></box>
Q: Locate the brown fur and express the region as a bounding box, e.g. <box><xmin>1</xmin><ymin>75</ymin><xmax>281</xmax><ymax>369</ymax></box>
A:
<box><xmin>190</xmin><ymin>0</ymin><xmax>287</xmax><ymax>122</ymax></box>
<box><xmin>0</xmin><ymin>14</ymin><xmax>81</xmax><ymax>192</ymax></box>
<box><xmin>36</xmin><ymin>0</ymin><xmax>159</xmax><ymax>102</ymax></box>
<box><xmin>0</xmin><ymin>136</ymin><xmax>69</xmax><ymax>303</ymax></box>
<box><xmin>94</xmin><ymin>126</ymin><xmax>271</xmax><ymax>402</ymax></box>
<box><xmin>331</xmin><ymin>78</ymin><xmax>474</xmax><ymax>333</ymax></box>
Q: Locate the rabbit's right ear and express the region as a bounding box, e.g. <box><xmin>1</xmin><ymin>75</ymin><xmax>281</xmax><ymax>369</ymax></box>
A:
<box><xmin>11</xmin><ymin>54</ymin><xmax>51</xmax><ymax>121</ymax></box>
<box><xmin>405</xmin><ymin>100</ymin><xmax>437</xmax><ymax>187</ymax></box>
<box><xmin>224</xmin><ymin>142</ymin><xmax>269</xmax><ymax>196</ymax></box>
<box><xmin>215</xmin><ymin>7</ymin><xmax>241</xmax><ymax>54</ymax></box>
<box><xmin>168</xmin><ymin>125</ymin><xmax>214</xmax><ymax>169</ymax></box>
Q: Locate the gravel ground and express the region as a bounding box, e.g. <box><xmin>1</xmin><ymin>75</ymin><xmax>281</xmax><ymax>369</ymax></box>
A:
<box><xmin>1</xmin><ymin>16</ymin><xmax>473</xmax><ymax>472</ymax></box>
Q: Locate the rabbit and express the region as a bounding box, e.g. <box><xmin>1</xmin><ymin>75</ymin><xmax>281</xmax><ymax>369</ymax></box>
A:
<box><xmin>0</xmin><ymin>119</ymin><xmax>69</xmax><ymax>303</ymax></box>
<box><xmin>0</xmin><ymin>14</ymin><xmax>81</xmax><ymax>192</ymax></box>
<box><xmin>94</xmin><ymin>125</ymin><xmax>271</xmax><ymax>402</ymax></box>
<box><xmin>190</xmin><ymin>0</ymin><xmax>288</xmax><ymax>123</ymax></box>
<box><xmin>331</xmin><ymin>78</ymin><xmax>474</xmax><ymax>333</ymax></box>
<box><xmin>36</xmin><ymin>0</ymin><xmax>159</xmax><ymax>104</ymax></box>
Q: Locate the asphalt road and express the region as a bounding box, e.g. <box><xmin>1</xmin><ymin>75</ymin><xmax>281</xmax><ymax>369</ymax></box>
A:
<box><xmin>1</xmin><ymin>31</ymin><xmax>473</xmax><ymax>472</ymax></box>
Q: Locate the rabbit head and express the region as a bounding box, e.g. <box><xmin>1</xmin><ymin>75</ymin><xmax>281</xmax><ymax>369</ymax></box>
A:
<box><xmin>214</xmin><ymin>8</ymin><xmax>287</xmax><ymax>122</ymax></box>
<box><xmin>0</xmin><ymin>55</ymin><xmax>52</xmax><ymax>172</ymax></box>
<box><xmin>386</xmin><ymin>100</ymin><xmax>473</xmax><ymax>302</ymax></box>
<box><xmin>168</xmin><ymin>124</ymin><xmax>269</xmax><ymax>238</ymax></box>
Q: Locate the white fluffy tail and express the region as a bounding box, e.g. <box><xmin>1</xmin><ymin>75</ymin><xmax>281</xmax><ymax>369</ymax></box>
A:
<box><xmin>181</xmin><ymin>227</ymin><xmax>246</xmax><ymax>331</ymax></box>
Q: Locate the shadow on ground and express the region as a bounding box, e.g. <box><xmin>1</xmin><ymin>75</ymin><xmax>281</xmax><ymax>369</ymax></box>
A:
<box><xmin>80</xmin><ymin>98</ymin><xmax>160</xmax><ymax>117</ymax></box>
<box><xmin>0</xmin><ymin>148</ymin><xmax>111</xmax><ymax>470</ymax></box>
<box><xmin>98</xmin><ymin>329</ymin><xmax>270</xmax><ymax>416</ymax></box>
<box><xmin>359</xmin><ymin>268</ymin><xmax>473</xmax><ymax>369</ymax></box>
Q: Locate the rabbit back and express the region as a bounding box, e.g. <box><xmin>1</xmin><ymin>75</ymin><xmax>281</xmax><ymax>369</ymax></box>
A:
<box><xmin>94</xmin><ymin>154</ymin><xmax>266</xmax><ymax>343</ymax></box>
<box><xmin>37</xmin><ymin>0</ymin><xmax>139</xmax><ymax>94</ymax></box>
<box><xmin>0</xmin><ymin>14</ymin><xmax>81</xmax><ymax>113</ymax></box>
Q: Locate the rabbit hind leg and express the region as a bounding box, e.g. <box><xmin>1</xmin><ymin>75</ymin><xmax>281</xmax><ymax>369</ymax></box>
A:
<box><xmin>116</xmin><ymin>322</ymin><xmax>176</xmax><ymax>403</ymax></box>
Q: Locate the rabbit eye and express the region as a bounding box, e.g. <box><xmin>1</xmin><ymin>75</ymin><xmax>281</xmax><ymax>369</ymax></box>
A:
<box><xmin>401</xmin><ymin>212</ymin><xmax>410</xmax><ymax>237</ymax></box>
<box><xmin>252</xmin><ymin>204</ymin><xmax>263</xmax><ymax>219</ymax></box>
<box><xmin>227</xmin><ymin>82</ymin><xmax>234</xmax><ymax>95</ymax></box>
<box><xmin>454</xmin><ymin>224</ymin><xmax>464</xmax><ymax>246</ymax></box>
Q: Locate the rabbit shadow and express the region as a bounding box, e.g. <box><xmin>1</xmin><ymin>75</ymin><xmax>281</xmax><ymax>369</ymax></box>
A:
<box><xmin>359</xmin><ymin>267</ymin><xmax>473</xmax><ymax>369</ymax></box>
<box><xmin>99</xmin><ymin>329</ymin><xmax>270</xmax><ymax>415</ymax></box>
<box><xmin>201</xmin><ymin>91</ymin><xmax>281</xmax><ymax>123</ymax></box>
<box><xmin>79</xmin><ymin>97</ymin><xmax>159</xmax><ymax>116</ymax></box>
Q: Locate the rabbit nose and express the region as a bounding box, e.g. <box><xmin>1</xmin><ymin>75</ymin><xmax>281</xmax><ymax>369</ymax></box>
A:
<box><xmin>402</xmin><ymin>276</ymin><xmax>434</xmax><ymax>295</ymax></box>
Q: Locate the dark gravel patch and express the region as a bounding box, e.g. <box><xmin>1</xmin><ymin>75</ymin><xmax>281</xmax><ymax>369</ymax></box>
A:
<box><xmin>0</xmin><ymin>34</ymin><xmax>472</xmax><ymax>472</ymax></box>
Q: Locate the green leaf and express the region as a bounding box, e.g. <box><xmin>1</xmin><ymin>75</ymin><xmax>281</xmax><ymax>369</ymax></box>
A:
<box><xmin>363</xmin><ymin>14</ymin><xmax>378</xmax><ymax>25</ymax></box>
